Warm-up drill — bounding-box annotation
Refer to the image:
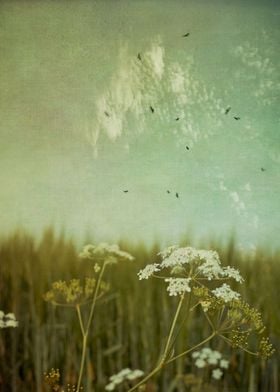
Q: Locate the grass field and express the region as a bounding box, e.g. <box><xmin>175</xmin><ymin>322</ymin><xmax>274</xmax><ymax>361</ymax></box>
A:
<box><xmin>0</xmin><ymin>228</ymin><xmax>279</xmax><ymax>391</ymax></box>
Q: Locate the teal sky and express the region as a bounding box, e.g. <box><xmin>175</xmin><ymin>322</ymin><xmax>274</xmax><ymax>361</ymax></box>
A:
<box><xmin>0</xmin><ymin>0</ymin><xmax>279</xmax><ymax>250</ymax></box>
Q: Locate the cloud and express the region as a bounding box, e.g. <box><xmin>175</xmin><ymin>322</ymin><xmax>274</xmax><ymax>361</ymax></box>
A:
<box><xmin>232</xmin><ymin>38</ymin><xmax>280</xmax><ymax>106</ymax></box>
<box><xmin>84</xmin><ymin>37</ymin><xmax>228</xmax><ymax>155</ymax></box>
<box><xmin>230</xmin><ymin>191</ymin><xmax>246</xmax><ymax>215</ymax></box>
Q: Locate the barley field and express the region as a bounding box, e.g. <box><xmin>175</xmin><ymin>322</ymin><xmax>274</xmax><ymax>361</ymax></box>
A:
<box><xmin>0</xmin><ymin>228</ymin><xmax>279</xmax><ymax>391</ymax></box>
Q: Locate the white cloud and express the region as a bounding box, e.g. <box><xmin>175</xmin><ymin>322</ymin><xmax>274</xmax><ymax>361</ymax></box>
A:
<box><xmin>145</xmin><ymin>41</ymin><xmax>165</xmax><ymax>80</ymax></box>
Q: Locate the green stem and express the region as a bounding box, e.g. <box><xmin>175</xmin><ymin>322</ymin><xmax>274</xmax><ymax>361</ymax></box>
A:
<box><xmin>127</xmin><ymin>331</ymin><xmax>217</xmax><ymax>392</ymax></box>
<box><xmin>76</xmin><ymin>305</ymin><xmax>85</xmax><ymax>336</ymax></box>
<box><xmin>85</xmin><ymin>261</ymin><xmax>106</xmax><ymax>332</ymax></box>
<box><xmin>127</xmin><ymin>294</ymin><xmax>185</xmax><ymax>392</ymax></box>
<box><xmin>166</xmin><ymin>331</ymin><xmax>217</xmax><ymax>364</ymax></box>
<box><xmin>127</xmin><ymin>366</ymin><xmax>162</xmax><ymax>392</ymax></box>
<box><xmin>76</xmin><ymin>262</ymin><xmax>107</xmax><ymax>391</ymax></box>
<box><xmin>159</xmin><ymin>293</ymin><xmax>185</xmax><ymax>366</ymax></box>
<box><xmin>76</xmin><ymin>333</ymin><xmax>88</xmax><ymax>391</ymax></box>
<box><xmin>165</xmin><ymin>292</ymin><xmax>192</xmax><ymax>361</ymax></box>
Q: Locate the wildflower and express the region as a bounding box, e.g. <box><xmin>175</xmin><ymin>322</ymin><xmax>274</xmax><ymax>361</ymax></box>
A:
<box><xmin>195</xmin><ymin>358</ymin><xmax>207</xmax><ymax>368</ymax></box>
<box><xmin>212</xmin><ymin>284</ymin><xmax>241</xmax><ymax>303</ymax></box>
<box><xmin>106</xmin><ymin>368</ymin><xmax>144</xmax><ymax>390</ymax></box>
<box><xmin>105</xmin><ymin>383</ymin><xmax>115</xmax><ymax>391</ymax></box>
<box><xmin>94</xmin><ymin>263</ymin><xmax>101</xmax><ymax>273</ymax></box>
<box><xmin>197</xmin><ymin>250</ymin><xmax>224</xmax><ymax>280</ymax></box>
<box><xmin>222</xmin><ymin>266</ymin><xmax>244</xmax><ymax>283</ymax></box>
<box><xmin>220</xmin><ymin>359</ymin><xmax>229</xmax><ymax>369</ymax></box>
<box><xmin>44</xmin><ymin>278</ymin><xmax>109</xmax><ymax>306</ymax></box>
<box><xmin>212</xmin><ymin>368</ymin><xmax>223</xmax><ymax>380</ymax></box>
<box><xmin>138</xmin><ymin>263</ymin><xmax>161</xmax><ymax>280</ymax></box>
<box><xmin>157</xmin><ymin>245</ymin><xmax>179</xmax><ymax>259</ymax></box>
<box><xmin>0</xmin><ymin>311</ymin><xmax>18</xmax><ymax>328</ymax></box>
<box><xmin>126</xmin><ymin>369</ymin><xmax>145</xmax><ymax>380</ymax></box>
<box><xmin>161</xmin><ymin>247</ymin><xmax>199</xmax><ymax>268</ymax></box>
<box><xmin>164</xmin><ymin>278</ymin><xmax>191</xmax><ymax>296</ymax></box>
<box><xmin>79</xmin><ymin>243</ymin><xmax>134</xmax><ymax>263</ymax></box>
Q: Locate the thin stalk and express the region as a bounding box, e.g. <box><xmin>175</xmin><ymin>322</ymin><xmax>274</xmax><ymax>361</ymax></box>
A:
<box><xmin>165</xmin><ymin>292</ymin><xmax>192</xmax><ymax>361</ymax></box>
<box><xmin>127</xmin><ymin>331</ymin><xmax>217</xmax><ymax>392</ymax></box>
<box><xmin>76</xmin><ymin>333</ymin><xmax>88</xmax><ymax>391</ymax></box>
<box><xmin>76</xmin><ymin>262</ymin><xmax>107</xmax><ymax>391</ymax></box>
<box><xmin>127</xmin><ymin>295</ymin><xmax>185</xmax><ymax>392</ymax></box>
<box><xmin>86</xmin><ymin>261</ymin><xmax>106</xmax><ymax>332</ymax></box>
<box><xmin>159</xmin><ymin>293</ymin><xmax>185</xmax><ymax>366</ymax></box>
<box><xmin>218</xmin><ymin>334</ymin><xmax>259</xmax><ymax>357</ymax></box>
<box><xmin>166</xmin><ymin>331</ymin><xmax>217</xmax><ymax>364</ymax></box>
<box><xmin>76</xmin><ymin>305</ymin><xmax>85</xmax><ymax>336</ymax></box>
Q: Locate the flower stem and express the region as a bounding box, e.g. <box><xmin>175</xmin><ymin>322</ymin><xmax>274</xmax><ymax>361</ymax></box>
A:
<box><xmin>76</xmin><ymin>333</ymin><xmax>88</xmax><ymax>391</ymax></box>
<box><xmin>159</xmin><ymin>293</ymin><xmax>185</xmax><ymax>366</ymax></box>
<box><xmin>76</xmin><ymin>262</ymin><xmax>106</xmax><ymax>391</ymax></box>
<box><xmin>127</xmin><ymin>294</ymin><xmax>185</xmax><ymax>392</ymax></box>
<box><xmin>86</xmin><ymin>261</ymin><xmax>106</xmax><ymax>332</ymax></box>
<box><xmin>166</xmin><ymin>331</ymin><xmax>217</xmax><ymax>364</ymax></box>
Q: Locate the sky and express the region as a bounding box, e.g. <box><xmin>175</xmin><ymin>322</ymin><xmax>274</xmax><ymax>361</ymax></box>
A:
<box><xmin>0</xmin><ymin>0</ymin><xmax>279</xmax><ymax>250</ymax></box>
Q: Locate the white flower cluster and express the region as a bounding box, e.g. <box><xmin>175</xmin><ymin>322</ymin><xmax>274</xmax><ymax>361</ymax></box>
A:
<box><xmin>212</xmin><ymin>283</ymin><xmax>241</xmax><ymax>303</ymax></box>
<box><xmin>164</xmin><ymin>278</ymin><xmax>191</xmax><ymax>296</ymax></box>
<box><xmin>138</xmin><ymin>263</ymin><xmax>161</xmax><ymax>280</ymax></box>
<box><xmin>192</xmin><ymin>347</ymin><xmax>229</xmax><ymax>380</ymax></box>
<box><xmin>222</xmin><ymin>266</ymin><xmax>244</xmax><ymax>283</ymax></box>
<box><xmin>105</xmin><ymin>368</ymin><xmax>144</xmax><ymax>391</ymax></box>
<box><xmin>79</xmin><ymin>243</ymin><xmax>134</xmax><ymax>263</ymax></box>
<box><xmin>137</xmin><ymin>246</ymin><xmax>244</xmax><ymax>297</ymax></box>
<box><xmin>0</xmin><ymin>311</ymin><xmax>18</xmax><ymax>329</ymax></box>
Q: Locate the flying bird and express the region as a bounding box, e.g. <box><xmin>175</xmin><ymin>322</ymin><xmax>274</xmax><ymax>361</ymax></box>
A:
<box><xmin>261</xmin><ymin>168</ymin><xmax>266</xmax><ymax>172</ymax></box>
<box><xmin>149</xmin><ymin>106</ymin><xmax>155</xmax><ymax>113</ymax></box>
<box><xmin>123</xmin><ymin>190</ymin><xmax>129</xmax><ymax>193</ymax></box>
<box><xmin>175</xmin><ymin>117</ymin><xmax>180</xmax><ymax>121</ymax></box>
<box><xmin>225</xmin><ymin>107</ymin><xmax>231</xmax><ymax>114</ymax></box>
<box><xmin>104</xmin><ymin>111</ymin><xmax>110</xmax><ymax>117</ymax></box>
<box><xmin>137</xmin><ymin>53</ymin><xmax>142</xmax><ymax>61</ymax></box>
<box><xmin>176</xmin><ymin>192</ymin><xmax>179</xmax><ymax>198</ymax></box>
<box><xmin>182</xmin><ymin>33</ymin><xmax>190</xmax><ymax>37</ymax></box>
<box><xmin>186</xmin><ymin>145</ymin><xmax>190</xmax><ymax>150</ymax></box>
<box><xmin>234</xmin><ymin>116</ymin><xmax>240</xmax><ymax>120</ymax></box>
<box><xmin>167</xmin><ymin>190</ymin><xmax>171</xmax><ymax>194</ymax></box>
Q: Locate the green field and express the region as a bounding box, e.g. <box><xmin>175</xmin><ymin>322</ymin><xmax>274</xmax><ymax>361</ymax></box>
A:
<box><xmin>0</xmin><ymin>228</ymin><xmax>279</xmax><ymax>391</ymax></box>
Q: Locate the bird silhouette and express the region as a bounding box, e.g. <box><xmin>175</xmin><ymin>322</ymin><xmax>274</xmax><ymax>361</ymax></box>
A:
<box><xmin>261</xmin><ymin>168</ymin><xmax>266</xmax><ymax>172</ymax></box>
<box><xmin>225</xmin><ymin>107</ymin><xmax>231</xmax><ymax>114</ymax></box>
<box><xmin>182</xmin><ymin>33</ymin><xmax>190</xmax><ymax>37</ymax></box>
<box><xmin>104</xmin><ymin>111</ymin><xmax>110</xmax><ymax>117</ymax></box>
<box><xmin>123</xmin><ymin>190</ymin><xmax>129</xmax><ymax>193</ymax></box>
<box><xmin>175</xmin><ymin>117</ymin><xmax>180</xmax><ymax>121</ymax></box>
<box><xmin>137</xmin><ymin>53</ymin><xmax>142</xmax><ymax>61</ymax></box>
<box><xmin>234</xmin><ymin>116</ymin><xmax>240</xmax><ymax>120</ymax></box>
<box><xmin>167</xmin><ymin>190</ymin><xmax>171</xmax><ymax>194</ymax></box>
<box><xmin>176</xmin><ymin>192</ymin><xmax>179</xmax><ymax>198</ymax></box>
<box><xmin>186</xmin><ymin>146</ymin><xmax>190</xmax><ymax>150</ymax></box>
<box><xmin>150</xmin><ymin>106</ymin><xmax>155</xmax><ymax>113</ymax></box>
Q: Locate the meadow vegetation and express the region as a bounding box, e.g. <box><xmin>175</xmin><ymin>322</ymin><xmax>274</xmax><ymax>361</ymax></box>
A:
<box><xmin>0</xmin><ymin>227</ymin><xmax>279</xmax><ymax>391</ymax></box>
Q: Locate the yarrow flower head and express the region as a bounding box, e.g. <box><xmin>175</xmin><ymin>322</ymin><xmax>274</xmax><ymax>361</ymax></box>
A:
<box><xmin>138</xmin><ymin>263</ymin><xmax>161</xmax><ymax>280</ymax></box>
<box><xmin>212</xmin><ymin>283</ymin><xmax>241</xmax><ymax>303</ymax></box>
<box><xmin>138</xmin><ymin>245</ymin><xmax>244</xmax><ymax>297</ymax></box>
<box><xmin>105</xmin><ymin>368</ymin><xmax>144</xmax><ymax>391</ymax></box>
<box><xmin>192</xmin><ymin>347</ymin><xmax>229</xmax><ymax>379</ymax></box>
<box><xmin>0</xmin><ymin>311</ymin><xmax>18</xmax><ymax>329</ymax></box>
<box><xmin>212</xmin><ymin>368</ymin><xmax>223</xmax><ymax>380</ymax></box>
<box><xmin>164</xmin><ymin>278</ymin><xmax>191</xmax><ymax>296</ymax></box>
<box><xmin>79</xmin><ymin>243</ymin><xmax>134</xmax><ymax>264</ymax></box>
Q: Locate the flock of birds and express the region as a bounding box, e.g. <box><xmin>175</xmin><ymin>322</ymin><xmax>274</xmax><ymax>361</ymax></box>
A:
<box><xmin>102</xmin><ymin>32</ymin><xmax>266</xmax><ymax>197</ymax></box>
